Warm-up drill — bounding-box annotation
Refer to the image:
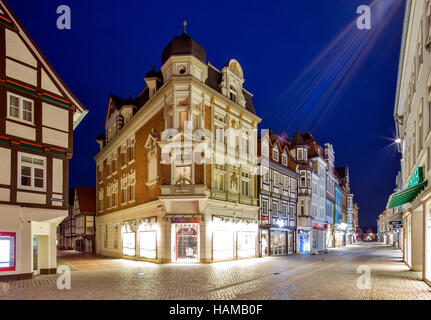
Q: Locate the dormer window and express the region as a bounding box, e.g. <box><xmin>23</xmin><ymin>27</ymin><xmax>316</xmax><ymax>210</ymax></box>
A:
<box><xmin>229</xmin><ymin>85</ymin><xmax>237</xmax><ymax>102</ymax></box>
<box><xmin>282</xmin><ymin>152</ymin><xmax>287</xmax><ymax>166</ymax></box>
<box><xmin>272</xmin><ymin>147</ymin><xmax>279</xmax><ymax>161</ymax></box>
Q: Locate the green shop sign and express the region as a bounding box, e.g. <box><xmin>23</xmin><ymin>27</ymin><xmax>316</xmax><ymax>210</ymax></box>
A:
<box><xmin>408</xmin><ymin>167</ymin><xmax>424</xmax><ymax>188</ymax></box>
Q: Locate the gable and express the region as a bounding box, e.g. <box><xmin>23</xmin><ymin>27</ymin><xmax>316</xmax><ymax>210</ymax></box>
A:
<box><xmin>5</xmin><ymin>28</ymin><xmax>36</xmax><ymax>66</ymax></box>
<box><xmin>0</xmin><ymin>0</ymin><xmax>87</xmax><ymax>129</ymax></box>
<box><xmin>104</xmin><ymin>97</ymin><xmax>120</xmax><ymax>128</ymax></box>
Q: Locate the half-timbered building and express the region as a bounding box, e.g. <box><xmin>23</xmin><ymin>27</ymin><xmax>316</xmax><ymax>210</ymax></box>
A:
<box><xmin>257</xmin><ymin>130</ymin><xmax>298</xmax><ymax>256</ymax></box>
<box><xmin>0</xmin><ymin>1</ymin><xmax>87</xmax><ymax>280</ymax></box>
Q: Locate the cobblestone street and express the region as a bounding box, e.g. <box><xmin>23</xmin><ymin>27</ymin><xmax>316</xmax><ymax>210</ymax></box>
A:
<box><xmin>1</xmin><ymin>243</ymin><xmax>430</xmax><ymax>300</ymax></box>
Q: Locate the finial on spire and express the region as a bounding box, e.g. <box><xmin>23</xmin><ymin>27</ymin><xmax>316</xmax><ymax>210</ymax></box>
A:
<box><xmin>151</xmin><ymin>62</ymin><xmax>155</xmax><ymax>70</ymax></box>
<box><xmin>183</xmin><ymin>20</ymin><xmax>187</xmax><ymax>34</ymax></box>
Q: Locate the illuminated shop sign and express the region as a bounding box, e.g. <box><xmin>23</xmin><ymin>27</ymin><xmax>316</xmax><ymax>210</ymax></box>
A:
<box><xmin>275</xmin><ymin>219</ymin><xmax>286</xmax><ymax>228</ymax></box>
<box><xmin>171</xmin><ymin>217</ymin><xmax>200</xmax><ymax>224</ymax></box>
<box><xmin>313</xmin><ymin>223</ymin><xmax>328</xmax><ymax>230</ymax></box>
<box><xmin>298</xmin><ymin>229</ymin><xmax>310</xmax><ymax>235</ymax></box>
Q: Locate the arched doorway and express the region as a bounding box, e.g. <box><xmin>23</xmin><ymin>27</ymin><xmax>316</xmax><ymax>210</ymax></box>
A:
<box><xmin>175</xmin><ymin>224</ymin><xmax>199</xmax><ymax>262</ymax></box>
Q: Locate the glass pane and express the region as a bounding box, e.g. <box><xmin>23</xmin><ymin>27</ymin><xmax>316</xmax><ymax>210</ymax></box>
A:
<box><xmin>21</xmin><ymin>156</ymin><xmax>33</xmax><ymax>164</ymax></box>
<box><xmin>21</xmin><ymin>176</ymin><xmax>31</xmax><ymax>186</ymax></box>
<box><xmin>23</xmin><ymin>100</ymin><xmax>32</xmax><ymax>111</ymax></box>
<box><xmin>23</xmin><ymin>110</ymin><xmax>32</xmax><ymax>122</ymax></box>
<box><xmin>21</xmin><ymin>165</ymin><xmax>31</xmax><ymax>176</ymax></box>
<box><xmin>34</xmin><ymin>178</ymin><xmax>44</xmax><ymax>188</ymax></box>
<box><xmin>34</xmin><ymin>168</ymin><xmax>44</xmax><ymax>178</ymax></box>
<box><xmin>9</xmin><ymin>95</ymin><xmax>19</xmax><ymax>107</ymax></box>
<box><xmin>33</xmin><ymin>158</ymin><xmax>44</xmax><ymax>165</ymax></box>
<box><xmin>9</xmin><ymin>105</ymin><xmax>19</xmax><ymax>118</ymax></box>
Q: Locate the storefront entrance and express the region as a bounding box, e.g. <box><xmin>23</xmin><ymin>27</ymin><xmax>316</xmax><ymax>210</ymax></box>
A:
<box><xmin>335</xmin><ymin>231</ymin><xmax>346</xmax><ymax>247</ymax></box>
<box><xmin>173</xmin><ymin>223</ymin><xmax>199</xmax><ymax>262</ymax></box>
<box><xmin>298</xmin><ymin>230</ymin><xmax>310</xmax><ymax>253</ymax></box>
<box><xmin>270</xmin><ymin>230</ymin><xmax>287</xmax><ymax>256</ymax></box>
<box><xmin>287</xmin><ymin>231</ymin><xmax>294</xmax><ymax>254</ymax></box>
<box><xmin>237</xmin><ymin>231</ymin><xmax>256</xmax><ymax>258</ymax></box>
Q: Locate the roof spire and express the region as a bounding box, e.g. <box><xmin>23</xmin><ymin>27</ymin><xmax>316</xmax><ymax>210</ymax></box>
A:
<box><xmin>183</xmin><ymin>20</ymin><xmax>187</xmax><ymax>34</ymax></box>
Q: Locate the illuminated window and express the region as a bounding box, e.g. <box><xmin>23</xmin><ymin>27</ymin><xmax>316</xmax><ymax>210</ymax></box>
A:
<box><xmin>179</xmin><ymin>111</ymin><xmax>188</xmax><ymax>130</ymax></box>
<box><xmin>0</xmin><ymin>232</ymin><xmax>15</xmax><ymax>271</ymax></box>
<box><xmin>176</xmin><ymin>165</ymin><xmax>192</xmax><ymax>184</ymax></box>
<box><xmin>122</xmin><ymin>232</ymin><xmax>135</xmax><ymax>256</ymax></box>
<box><xmin>139</xmin><ymin>231</ymin><xmax>156</xmax><ymax>259</ymax></box>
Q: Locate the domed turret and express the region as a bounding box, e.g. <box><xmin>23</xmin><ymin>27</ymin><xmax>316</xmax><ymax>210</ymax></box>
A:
<box><xmin>161</xmin><ymin>21</ymin><xmax>206</xmax><ymax>65</ymax></box>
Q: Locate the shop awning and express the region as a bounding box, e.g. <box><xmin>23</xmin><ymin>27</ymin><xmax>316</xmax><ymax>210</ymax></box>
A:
<box><xmin>386</xmin><ymin>180</ymin><xmax>428</xmax><ymax>209</ymax></box>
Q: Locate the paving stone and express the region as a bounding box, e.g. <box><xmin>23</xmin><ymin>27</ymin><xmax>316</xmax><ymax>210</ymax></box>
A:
<box><xmin>1</xmin><ymin>243</ymin><xmax>430</xmax><ymax>300</ymax></box>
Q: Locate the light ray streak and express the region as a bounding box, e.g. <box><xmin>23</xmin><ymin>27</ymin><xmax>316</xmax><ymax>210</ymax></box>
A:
<box><xmin>271</xmin><ymin>0</ymin><xmax>403</xmax><ymax>135</ymax></box>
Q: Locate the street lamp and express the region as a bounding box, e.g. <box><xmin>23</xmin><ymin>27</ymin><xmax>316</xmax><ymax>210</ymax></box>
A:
<box><xmin>395</xmin><ymin>138</ymin><xmax>402</xmax><ymax>144</ymax></box>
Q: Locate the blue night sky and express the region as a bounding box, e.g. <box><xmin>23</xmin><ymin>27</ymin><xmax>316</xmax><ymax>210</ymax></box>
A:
<box><xmin>8</xmin><ymin>0</ymin><xmax>405</xmax><ymax>227</ymax></box>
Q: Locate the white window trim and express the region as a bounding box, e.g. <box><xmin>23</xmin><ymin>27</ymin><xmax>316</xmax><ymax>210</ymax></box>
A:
<box><xmin>7</xmin><ymin>92</ymin><xmax>34</xmax><ymax>125</ymax></box>
<box><xmin>17</xmin><ymin>152</ymin><xmax>46</xmax><ymax>192</ymax></box>
<box><xmin>282</xmin><ymin>152</ymin><xmax>287</xmax><ymax>166</ymax></box>
<box><xmin>273</xmin><ymin>147</ymin><xmax>279</xmax><ymax>161</ymax></box>
<box><xmin>261</xmin><ymin>199</ymin><xmax>268</xmax><ymax>216</ymax></box>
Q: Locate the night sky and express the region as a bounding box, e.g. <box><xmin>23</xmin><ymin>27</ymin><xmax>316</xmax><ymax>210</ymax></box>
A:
<box><xmin>8</xmin><ymin>0</ymin><xmax>405</xmax><ymax>227</ymax></box>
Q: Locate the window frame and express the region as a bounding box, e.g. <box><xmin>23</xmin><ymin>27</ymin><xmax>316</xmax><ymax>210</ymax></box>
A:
<box><xmin>17</xmin><ymin>152</ymin><xmax>46</xmax><ymax>192</ymax></box>
<box><xmin>7</xmin><ymin>92</ymin><xmax>34</xmax><ymax>125</ymax></box>
<box><xmin>272</xmin><ymin>147</ymin><xmax>279</xmax><ymax>161</ymax></box>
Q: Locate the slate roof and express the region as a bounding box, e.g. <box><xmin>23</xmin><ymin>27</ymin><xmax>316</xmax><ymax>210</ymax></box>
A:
<box><xmin>161</xmin><ymin>32</ymin><xmax>206</xmax><ymax>65</ymax></box>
